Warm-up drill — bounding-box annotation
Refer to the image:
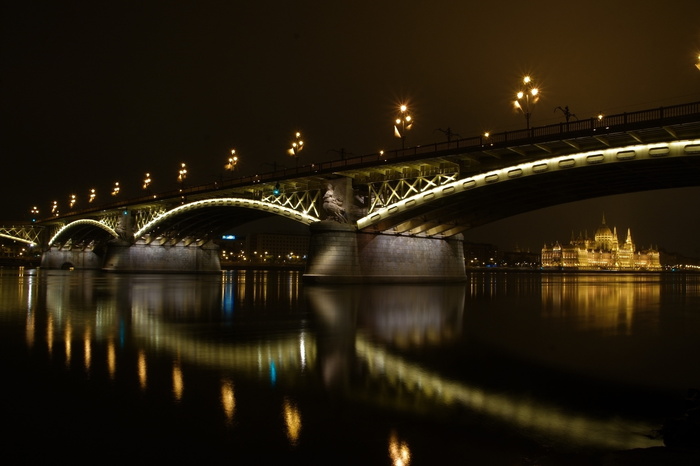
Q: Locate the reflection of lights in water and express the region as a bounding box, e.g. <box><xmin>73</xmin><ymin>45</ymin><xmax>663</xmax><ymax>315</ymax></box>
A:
<box><xmin>388</xmin><ymin>430</ymin><xmax>411</xmax><ymax>466</ymax></box>
<box><xmin>283</xmin><ymin>397</ymin><xmax>301</xmax><ymax>446</ymax></box>
<box><xmin>270</xmin><ymin>360</ymin><xmax>277</xmax><ymax>386</ymax></box>
<box><xmin>138</xmin><ymin>350</ymin><xmax>147</xmax><ymax>391</ymax></box>
<box><xmin>107</xmin><ymin>341</ymin><xmax>116</xmax><ymax>379</ymax></box>
<box><xmin>47</xmin><ymin>315</ymin><xmax>54</xmax><ymax>355</ymax></box>
<box><xmin>356</xmin><ymin>336</ymin><xmax>660</xmax><ymax>451</ymax></box>
<box><xmin>541</xmin><ymin>274</ymin><xmax>661</xmax><ymax>335</ymax></box>
<box><xmin>172</xmin><ymin>360</ymin><xmax>183</xmax><ymax>401</ymax></box>
<box><xmin>64</xmin><ymin>323</ymin><xmax>72</xmax><ymax>366</ymax></box>
<box><xmin>221</xmin><ymin>379</ymin><xmax>236</xmax><ymax>423</ymax></box>
<box><xmin>300</xmin><ymin>332</ymin><xmax>307</xmax><ymax>370</ymax></box>
<box><xmin>131</xmin><ymin>307</ymin><xmax>315</xmax><ymax>377</ymax></box>
<box><xmin>84</xmin><ymin>328</ymin><xmax>91</xmax><ymax>372</ymax></box>
<box><xmin>25</xmin><ymin>310</ymin><xmax>35</xmax><ymax>349</ymax></box>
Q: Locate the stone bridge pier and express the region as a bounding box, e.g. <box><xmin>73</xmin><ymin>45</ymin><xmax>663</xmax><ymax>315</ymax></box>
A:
<box><xmin>303</xmin><ymin>221</ymin><xmax>466</xmax><ymax>283</ymax></box>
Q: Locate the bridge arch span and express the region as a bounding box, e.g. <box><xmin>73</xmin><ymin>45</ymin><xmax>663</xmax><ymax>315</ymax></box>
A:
<box><xmin>357</xmin><ymin>139</ymin><xmax>700</xmax><ymax>236</ymax></box>
<box><xmin>135</xmin><ymin>197</ymin><xmax>321</xmax><ymax>241</ymax></box>
<box><xmin>48</xmin><ymin>219</ymin><xmax>120</xmax><ymax>246</ymax></box>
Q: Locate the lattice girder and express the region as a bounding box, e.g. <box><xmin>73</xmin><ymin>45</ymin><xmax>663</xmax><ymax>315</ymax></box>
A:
<box><xmin>367</xmin><ymin>172</ymin><xmax>458</xmax><ymax>213</ymax></box>
<box><xmin>261</xmin><ymin>189</ymin><xmax>322</xmax><ymax>218</ymax></box>
<box><xmin>0</xmin><ymin>225</ymin><xmax>44</xmax><ymax>245</ymax></box>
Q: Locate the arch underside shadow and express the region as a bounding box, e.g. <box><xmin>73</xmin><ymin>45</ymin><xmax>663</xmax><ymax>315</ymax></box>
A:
<box><xmin>137</xmin><ymin>205</ymin><xmax>312</xmax><ymax>243</ymax></box>
<box><xmin>363</xmin><ymin>155</ymin><xmax>700</xmax><ymax>236</ymax></box>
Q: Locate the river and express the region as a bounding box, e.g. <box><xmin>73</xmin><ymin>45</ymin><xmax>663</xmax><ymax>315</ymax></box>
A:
<box><xmin>1</xmin><ymin>268</ymin><xmax>699</xmax><ymax>464</ymax></box>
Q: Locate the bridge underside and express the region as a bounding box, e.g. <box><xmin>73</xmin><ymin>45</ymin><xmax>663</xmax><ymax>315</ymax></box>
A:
<box><xmin>366</xmin><ymin>155</ymin><xmax>700</xmax><ymax>237</ymax></box>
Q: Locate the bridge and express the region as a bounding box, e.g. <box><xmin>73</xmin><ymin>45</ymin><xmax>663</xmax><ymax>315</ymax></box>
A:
<box><xmin>3</xmin><ymin>101</ymin><xmax>700</xmax><ymax>281</ymax></box>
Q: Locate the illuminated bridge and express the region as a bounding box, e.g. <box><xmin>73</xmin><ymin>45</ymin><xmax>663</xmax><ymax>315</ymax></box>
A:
<box><xmin>4</xmin><ymin>101</ymin><xmax>700</xmax><ymax>280</ymax></box>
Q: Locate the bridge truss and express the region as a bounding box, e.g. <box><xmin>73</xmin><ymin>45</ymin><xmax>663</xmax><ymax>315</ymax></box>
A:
<box><xmin>0</xmin><ymin>225</ymin><xmax>43</xmax><ymax>245</ymax></box>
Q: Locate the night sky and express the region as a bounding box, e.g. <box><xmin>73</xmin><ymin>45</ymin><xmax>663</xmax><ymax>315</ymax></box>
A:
<box><xmin>2</xmin><ymin>1</ymin><xmax>700</xmax><ymax>256</ymax></box>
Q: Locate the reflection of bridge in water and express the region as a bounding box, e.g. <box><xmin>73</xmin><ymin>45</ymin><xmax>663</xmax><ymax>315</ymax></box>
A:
<box><xmin>25</xmin><ymin>270</ymin><xmax>662</xmax><ymax>451</ymax></box>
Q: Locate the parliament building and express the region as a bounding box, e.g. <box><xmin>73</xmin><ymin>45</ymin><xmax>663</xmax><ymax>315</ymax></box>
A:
<box><xmin>541</xmin><ymin>214</ymin><xmax>661</xmax><ymax>270</ymax></box>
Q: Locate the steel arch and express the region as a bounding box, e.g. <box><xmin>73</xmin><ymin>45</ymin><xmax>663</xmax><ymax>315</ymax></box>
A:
<box><xmin>134</xmin><ymin>197</ymin><xmax>321</xmax><ymax>239</ymax></box>
<box><xmin>356</xmin><ymin>139</ymin><xmax>700</xmax><ymax>235</ymax></box>
<box><xmin>48</xmin><ymin>219</ymin><xmax>120</xmax><ymax>245</ymax></box>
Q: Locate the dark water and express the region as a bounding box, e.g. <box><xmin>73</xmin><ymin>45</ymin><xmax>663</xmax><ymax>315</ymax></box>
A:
<box><xmin>1</xmin><ymin>268</ymin><xmax>699</xmax><ymax>465</ymax></box>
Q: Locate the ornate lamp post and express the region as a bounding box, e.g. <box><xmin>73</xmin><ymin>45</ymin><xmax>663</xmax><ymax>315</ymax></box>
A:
<box><xmin>111</xmin><ymin>181</ymin><xmax>120</xmax><ymax>196</ymax></box>
<box><xmin>30</xmin><ymin>206</ymin><xmax>39</xmax><ymax>223</ymax></box>
<box><xmin>69</xmin><ymin>194</ymin><xmax>77</xmax><ymax>210</ymax></box>
<box><xmin>513</xmin><ymin>75</ymin><xmax>540</xmax><ymax>129</ymax></box>
<box><xmin>143</xmin><ymin>173</ymin><xmax>152</xmax><ymax>191</ymax></box>
<box><xmin>225</xmin><ymin>149</ymin><xmax>239</xmax><ymax>173</ymax></box>
<box><xmin>178</xmin><ymin>163</ymin><xmax>188</xmax><ymax>189</ymax></box>
<box><xmin>287</xmin><ymin>132</ymin><xmax>304</xmax><ymax>167</ymax></box>
<box><xmin>89</xmin><ymin>188</ymin><xmax>96</xmax><ymax>203</ymax></box>
<box><xmin>393</xmin><ymin>104</ymin><xmax>413</xmax><ymax>149</ymax></box>
<box><xmin>51</xmin><ymin>200</ymin><xmax>58</xmax><ymax>216</ymax></box>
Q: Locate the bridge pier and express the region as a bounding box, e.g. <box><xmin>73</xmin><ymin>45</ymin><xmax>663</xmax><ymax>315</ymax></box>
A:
<box><xmin>40</xmin><ymin>247</ymin><xmax>104</xmax><ymax>270</ymax></box>
<box><xmin>101</xmin><ymin>240</ymin><xmax>221</xmax><ymax>273</ymax></box>
<box><xmin>303</xmin><ymin>221</ymin><xmax>466</xmax><ymax>283</ymax></box>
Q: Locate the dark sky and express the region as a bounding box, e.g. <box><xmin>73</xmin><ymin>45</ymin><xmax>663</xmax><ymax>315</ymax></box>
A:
<box><xmin>2</xmin><ymin>1</ymin><xmax>700</xmax><ymax>256</ymax></box>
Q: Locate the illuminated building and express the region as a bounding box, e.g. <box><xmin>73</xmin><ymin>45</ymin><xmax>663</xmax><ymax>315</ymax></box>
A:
<box><xmin>541</xmin><ymin>214</ymin><xmax>661</xmax><ymax>270</ymax></box>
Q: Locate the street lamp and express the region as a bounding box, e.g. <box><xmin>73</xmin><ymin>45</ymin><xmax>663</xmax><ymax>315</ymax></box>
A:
<box><xmin>143</xmin><ymin>173</ymin><xmax>152</xmax><ymax>190</ymax></box>
<box><xmin>225</xmin><ymin>149</ymin><xmax>239</xmax><ymax>173</ymax></box>
<box><xmin>51</xmin><ymin>200</ymin><xmax>58</xmax><ymax>216</ymax></box>
<box><xmin>69</xmin><ymin>194</ymin><xmax>77</xmax><ymax>209</ymax></box>
<box><xmin>30</xmin><ymin>206</ymin><xmax>39</xmax><ymax>223</ymax></box>
<box><xmin>287</xmin><ymin>132</ymin><xmax>304</xmax><ymax>166</ymax></box>
<box><xmin>513</xmin><ymin>75</ymin><xmax>540</xmax><ymax>129</ymax></box>
<box><xmin>112</xmin><ymin>181</ymin><xmax>120</xmax><ymax>196</ymax></box>
<box><xmin>394</xmin><ymin>104</ymin><xmax>413</xmax><ymax>149</ymax></box>
<box><xmin>178</xmin><ymin>163</ymin><xmax>188</xmax><ymax>189</ymax></box>
<box><xmin>89</xmin><ymin>188</ymin><xmax>96</xmax><ymax>203</ymax></box>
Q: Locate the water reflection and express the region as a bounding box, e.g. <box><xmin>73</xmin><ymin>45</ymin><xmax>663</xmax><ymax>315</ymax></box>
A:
<box><xmin>306</xmin><ymin>278</ymin><xmax>683</xmax><ymax>451</ymax></box>
<box><xmin>3</xmin><ymin>269</ymin><xmax>700</xmax><ymax>461</ymax></box>
<box><xmin>541</xmin><ymin>273</ymin><xmax>662</xmax><ymax>334</ymax></box>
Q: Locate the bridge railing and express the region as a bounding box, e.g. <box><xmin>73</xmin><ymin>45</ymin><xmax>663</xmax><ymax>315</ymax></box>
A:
<box><xmin>42</xmin><ymin>101</ymin><xmax>700</xmax><ymax>221</ymax></box>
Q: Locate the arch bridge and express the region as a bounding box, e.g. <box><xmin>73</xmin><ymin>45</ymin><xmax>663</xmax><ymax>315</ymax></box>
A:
<box><xmin>17</xmin><ymin>101</ymin><xmax>700</xmax><ymax>280</ymax></box>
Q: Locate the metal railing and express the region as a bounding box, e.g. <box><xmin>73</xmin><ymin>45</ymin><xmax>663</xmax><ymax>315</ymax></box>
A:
<box><xmin>42</xmin><ymin>101</ymin><xmax>700</xmax><ymax>222</ymax></box>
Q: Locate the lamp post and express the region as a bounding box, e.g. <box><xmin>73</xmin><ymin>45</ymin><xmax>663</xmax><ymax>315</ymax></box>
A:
<box><xmin>111</xmin><ymin>182</ymin><xmax>120</xmax><ymax>196</ymax></box>
<box><xmin>225</xmin><ymin>149</ymin><xmax>239</xmax><ymax>174</ymax></box>
<box><xmin>51</xmin><ymin>201</ymin><xmax>58</xmax><ymax>216</ymax></box>
<box><xmin>287</xmin><ymin>132</ymin><xmax>304</xmax><ymax>167</ymax></box>
<box><xmin>513</xmin><ymin>75</ymin><xmax>540</xmax><ymax>129</ymax></box>
<box><xmin>89</xmin><ymin>188</ymin><xmax>96</xmax><ymax>203</ymax></box>
<box><xmin>30</xmin><ymin>206</ymin><xmax>39</xmax><ymax>223</ymax></box>
<box><xmin>143</xmin><ymin>173</ymin><xmax>152</xmax><ymax>191</ymax></box>
<box><xmin>178</xmin><ymin>163</ymin><xmax>188</xmax><ymax>189</ymax></box>
<box><xmin>394</xmin><ymin>104</ymin><xmax>413</xmax><ymax>149</ymax></box>
<box><xmin>69</xmin><ymin>194</ymin><xmax>77</xmax><ymax>210</ymax></box>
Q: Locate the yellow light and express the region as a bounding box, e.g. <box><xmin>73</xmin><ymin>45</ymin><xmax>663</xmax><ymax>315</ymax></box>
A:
<box><xmin>400</xmin><ymin>104</ymin><xmax>407</xmax><ymax>112</ymax></box>
<box><xmin>523</xmin><ymin>75</ymin><xmax>531</xmax><ymax>84</ymax></box>
<box><xmin>531</xmin><ymin>88</ymin><xmax>539</xmax><ymax>96</ymax></box>
<box><xmin>517</xmin><ymin>91</ymin><xmax>524</xmax><ymax>99</ymax></box>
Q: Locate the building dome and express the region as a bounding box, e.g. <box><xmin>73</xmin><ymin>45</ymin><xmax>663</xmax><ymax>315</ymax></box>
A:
<box><xmin>594</xmin><ymin>214</ymin><xmax>615</xmax><ymax>250</ymax></box>
<box><xmin>595</xmin><ymin>223</ymin><xmax>613</xmax><ymax>238</ymax></box>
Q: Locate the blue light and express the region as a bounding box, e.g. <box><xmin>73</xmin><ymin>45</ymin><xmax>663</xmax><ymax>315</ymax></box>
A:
<box><xmin>222</xmin><ymin>234</ymin><xmax>236</xmax><ymax>240</ymax></box>
<box><xmin>270</xmin><ymin>360</ymin><xmax>277</xmax><ymax>386</ymax></box>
